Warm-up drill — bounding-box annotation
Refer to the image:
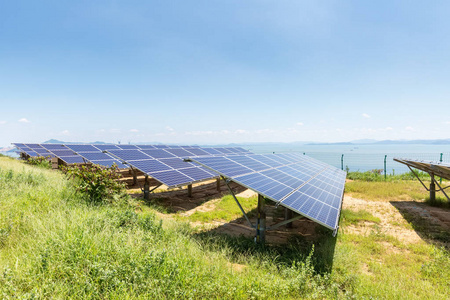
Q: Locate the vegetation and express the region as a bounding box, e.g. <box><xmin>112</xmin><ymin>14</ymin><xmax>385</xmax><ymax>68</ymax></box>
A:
<box><xmin>26</xmin><ymin>155</ymin><xmax>52</xmax><ymax>169</ymax></box>
<box><xmin>1</xmin><ymin>157</ymin><xmax>449</xmax><ymax>299</ymax></box>
<box><xmin>347</xmin><ymin>169</ymin><xmax>430</xmax><ymax>182</ymax></box>
<box><xmin>61</xmin><ymin>164</ymin><xmax>127</xmax><ymax>204</ymax></box>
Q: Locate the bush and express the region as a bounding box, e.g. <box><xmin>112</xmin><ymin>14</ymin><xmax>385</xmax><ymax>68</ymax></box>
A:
<box><xmin>26</xmin><ymin>156</ymin><xmax>52</xmax><ymax>169</ymax></box>
<box><xmin>61</xmin><ymin>164</ymin><xmax>127</xmax><ymax>204</ymax></box>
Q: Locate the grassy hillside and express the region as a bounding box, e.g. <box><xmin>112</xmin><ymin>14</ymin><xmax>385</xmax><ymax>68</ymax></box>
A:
<box><xmin>1</xmin><ymin>157</ymin><xmax>449</xmax><ymax>299</ymax></box>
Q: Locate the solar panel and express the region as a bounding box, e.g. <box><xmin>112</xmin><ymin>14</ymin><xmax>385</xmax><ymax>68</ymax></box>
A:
<box><xmin>190</xmin><ymin>153</ymin><xmax>346</xmax><ymax>231</ymax></box>
<box><xmin>77</xmin><ymin>152</ymin><xmax>115</xmax><ymax>161</ymax></box>
<box><xmin>40</xmin><ymin>144</ymin><xmax>65</xmax><ymax>150</ymax></box>
<box><xmin>136</xmin><ymin>145</ymin><xmax>157</xmax><ymax>150</ymax></box>
<box><xmin>65</xmin><ymin>144</ymin><xmax>99</xmax><ymax>152</ymax></box>
<box><xmin>93</xmin><ymin>144</ymin><xmax>121</xmax><ymax>151</ymax></box>
<box><xmin>107</xmin><ymin>149</ymin><xmax>151</xmax><ymax>161</ymax></box>
<box><xmin>50</xmin><ymin>150</ymin><xmax>77</xmax><ymax>157</ymax></box>
<box><xmin>58</xmin><ymin>156</ymin><xmax>86</xmax><ymax>164</ymax></box>
<box><xmin>141</xmin><ymin>149</ymin><xmax>176</xmax><ymax>159</ymax></box>
<box><xmin>90</xmin><ymin>159</ymin><xmax>129</xmax><ymax>169</ymax></box>
<box><xmin>117</xmin><ymin>145</ymin><xmax>139</xmax><ymax>150</ymax></box>
<box><xmin>164</xmin><ymin>148</ymin><xmax>195</xmax><ymax>158</ymax></box>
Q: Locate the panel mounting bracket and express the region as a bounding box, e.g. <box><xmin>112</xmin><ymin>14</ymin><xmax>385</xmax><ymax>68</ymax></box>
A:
<box><xmin>222</xmin><ymin>176</ymin><xmax>255</xmax><ymax>229</ymax></box>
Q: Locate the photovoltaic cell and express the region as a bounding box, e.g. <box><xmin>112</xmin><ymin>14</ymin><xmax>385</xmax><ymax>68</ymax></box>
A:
<box><xmin>141</xmin><ymin>149</ymin><xmax>176</xmax><ymax>159</ymax></box>
<box><xmin>93</xmin><ymin>144</ymin><xmax>121</xmax><ymax>151</ymax></box>
<box><xmin>59</xmin><ymin>156</ymin><xmax>86</xmax><ymax>164</ymax></box>
<box><xmin>78</xmin><ymin>152</ymin><xmax>114</xmax><ymax>161</ymax></box>
<box><xmin>65</xmin><ymin>144</ymin><xmax>99</xmax><ymax>152</ymax></box>
<box><xmin>51</xmin><ymin>150</ymin><xmax>77</xmax><ymax>156</ymax></box>
<box><xmin>107</xmin><ymin>149</ymin><xmax>151</xmax><ymax>161</ymax></box>
<box><xmin>190</xmin><ymin>153</ymin><xmax>346</xmax><ymax>232</ymax></box>
<box><xmin>41</xmin><ymin>144</ymin><xmax>66</xmax><ymax>150</ymax></box>
<box><xmin>90</xmin><ymin>159</ymin><xmax>129</xmax><ymax>169</ymax></box>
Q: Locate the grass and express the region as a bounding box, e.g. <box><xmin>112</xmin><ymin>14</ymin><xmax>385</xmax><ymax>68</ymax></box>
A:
<box><xmin>340</xmin><ymin>209</ymin><xmax>381</xmax><ymax>226</ymax></box>
<box><xmin>179</xmin><ymin>194</ymin><xmax>258</xmax><ymax>223</ymax></box>
<box><xmin>345</xmin><ymin>180</ymin><xmax>429</xmax><ymax>201</ymax></box>
<box><xmin>1</xmin><ymin>156</ymin><xmax>450</xmax><ymax>299</ymax></box>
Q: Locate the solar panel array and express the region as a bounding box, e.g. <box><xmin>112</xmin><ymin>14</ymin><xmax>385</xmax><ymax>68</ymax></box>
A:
<box><xmin>13</xmin><ymin>143</ymin><xmax>252</xmax><ymax>188</ymax></box>
<box><xmin>190</xmin><ymin>153</ymin><xmax>346</xmax><ymax>231</ymax></box>
<box><xmin>394</xmin><ymin>158</ymin><xmax>450</xmax><ymax>180</ymax></box>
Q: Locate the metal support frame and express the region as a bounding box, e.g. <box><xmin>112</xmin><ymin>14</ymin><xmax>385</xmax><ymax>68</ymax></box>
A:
<box><xmin>222</xmin><ymin>176</ymin><xmax>255</xmax><ymax>229</ymax></box>
<box><xmin>143</xmin><ymin>175</ymin><xmax>150</xmax><ymax>201</ymax></box>
<box><xmin>267</xmin><ymin>215</ymin><xmax>303</xmax><ymax>230</ymax></box>
<box><xmin>285</xmin><ymin>208</ymin><xmax>293</xmax><ymax>228</ymax></box>
<box><xmin>216</xmin><ymin>178</ymin><xmax>221</xmax><ymax>191</ymax></box>
<box><xmin>406</xmin><ymin>165</ymin><xmax>450</xmax><ymax>202</ymax></box>
<box><xmin>256</xmin><ymin>194</ymin><xmax>266</xmax><ymax>244</ymax></box>
<box><xmin>131</xmin><ymin>167</ymin><xmax>138</xmax><ymax>186</ymax></box>
<box><xmin>187</xmin><ymin>184</ymin><xmax>193</xmax><ymax>197</ymax></box>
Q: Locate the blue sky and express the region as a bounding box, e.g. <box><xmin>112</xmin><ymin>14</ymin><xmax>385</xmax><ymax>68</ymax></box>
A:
<box><xmin>1</xmin><ymin>1</ymin><xmax>450</xmax><ymax>146</ymax></box>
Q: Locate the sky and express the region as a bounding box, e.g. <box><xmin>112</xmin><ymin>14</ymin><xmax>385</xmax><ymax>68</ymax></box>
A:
<box><xmin>1</xmin><ymin>1</ymin><xmax>450</xmax><ymax>146</ymax></box>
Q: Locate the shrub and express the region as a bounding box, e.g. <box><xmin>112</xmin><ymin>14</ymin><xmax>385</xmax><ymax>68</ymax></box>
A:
<box><xmin>61</xmin><ymin>163</ymin><xmax>127</xmax><ymax>204</ymax></box>
<box><xmin>27</xmin><ymin>156</ymin><xmax>52</xmax><ymax>169</ymax></box>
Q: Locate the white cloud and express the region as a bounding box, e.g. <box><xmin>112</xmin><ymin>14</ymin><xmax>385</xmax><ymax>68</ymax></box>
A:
<box><xmin>385</xmin><ymin>127</ymin><xmax>393</xmax><ymax>131</ymax></box>
<box><xmin>130</xmin><ymin>129</ymin><xmax>139</xmax><ymax>132</ymax></box>
<box><xmin>0</xmin><ymin>121</ymin><xmax>6</xmax><ymax>125</ymax></box>
<box><xmin>444</xmin><ymin>121</ymin><xmax>450</xmax><ymax>125</ymax></box>
<box><xmin>235</xmin><ymin>129</ymin><xmax>249</xmax><ymax>134</ymax></box>
<box><xmin>61</xmin><ymin>130</ymin><xmax>70</xmax><ymax>135</ymax></box>
<box><xmin>166</xmin><ymin>126</ymin><xmax>174</xmax><ymax>132</ymax></box>
<box><xmin>109</xmin><ymin>128</ymin><xmax>121</xmax><ymax>133</ymax></box>
<box><xmin>296</xmin><ymin>122</ymin><xmax>304</xmax><ymax>126</ymax></box>
<box><xmin>405</xmin><ymin>126</ymin><xmax>414</xmax><ymax>131</ymax></box>
<box><xmin>362</xmin><ymin>113</ymin><xmax>371</xmax><ymax>119</ymax></box>
<box><xmin>18</xmin><ymin>118</ymin><xmax>30</xmax><ymax>123</ymax></box>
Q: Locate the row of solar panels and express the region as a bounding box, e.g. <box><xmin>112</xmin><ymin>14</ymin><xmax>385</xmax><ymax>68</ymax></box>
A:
<box><xmin>13</xmin><ymin>143</ymin><xmax>252</xmax><ymax>187</ymax></box>
<box><xmin>190</xmin><ymin>153</ymin><xmax>346</xmax><ymax>231</ymax></box>
<box><xmin>14</xmin><ymin>143</ymin><xmax>347</xmax><ymax>233</ymax></box>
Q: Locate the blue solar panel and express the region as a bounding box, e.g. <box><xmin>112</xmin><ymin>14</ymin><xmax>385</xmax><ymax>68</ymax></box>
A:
<box><xmin>108</xmin><ymin>150</ymin><xmax>151</xmax><ymax>161</ymax></box>
<box><xmin>127</xmin><ymin>159</ymin><xmax>172</xmax><ymax>173</ymax></box>
<box><xmin>41</xmin><ymin>144</ymin><xmax>65</xmax><ymax>150</ymax></box>
<box><xmin>153</xmin><ymin>145</ymin><xmax>169</xmax><ymax>149</ymax></box>
<box><xmin>51</xmin><ymin>150</ymin><xmax>77</xmax><ymax>156</ymax></box>
<box><xmin>116</xmin><ymin>145</ymin><xmax>139</xmax><ymax>150</ymax></box>
<box><xmin>23</xmin><ymin>150</ymin><xmax>40</xmax><ymax>157</ymax></box>
<box><xmin>24</xmin><ymin>144</ymin><xmax>42</xmax><ymax>149</ymax></box>
<box><xmin>201</xmin><ymin>148</ymin><xmax>222</xmax><ymax>155</ymax></box>
<box><xmin>214</xmin><ymin>147</ymin><xmax>233</xmax><ymax>154</ymax></box>
<box><xmin>93</xmin><ymin>144</ymin><xmax>121</xmax><ymax>151</ymax></box>
<box><xmin>182</xmin><ymin>148</ymin><xmax>209</xmax><ymax>156</ymax></box>
<box><xmin>141</xmin><ymin>149</ymin><xmax>176</xmax><ymax>159</ymax></box>
<box><xmin>159</xmin><ymin>158</ymin><xmax>194</xmax><ymax>169</ymax></box>
<box><xmin>190</xmin><ymin>153</ymin><xmax>346</xmax><ymax>231</ymax></box>
<box><xmin>150</xmin><ymin>170</ymin><xmax>194</xmax><ymax>187</ymax></box>
<box><xmin>59</xmin><ymin>156</ymin><xmax>86</xmax><ymax>164</ymax></box>
<box><xmin>78</xmin><ymin>152</ymin><xmax>114</xmax><ymax>161</ymax></box>
<box><xmin>165</xmin><ymin>148</ymin><xmax>195</xmax><ymax>158</ymax></box>
<box><xmin>34</xmin><ymin>149</ymin><xmax>52</xmax><ymax>155</ymax></box>
<box><xmin>90</xmin><ymin>159</ymin><xmax>129</xmax><ymax>169</ymax></box>
<box><xmin>136</xmin><ymin>145</ymin><xmax>157</xmax><ymax>149</ymax></box>
<box><xmin>181</xmin><ymin>167</ymin><xmax>214</xmax><ymax>181</ymax></box>
<box><xmin>65</xmin><ymin>144</ymin><xmax>99</xmax><ymax>152</ymax></box>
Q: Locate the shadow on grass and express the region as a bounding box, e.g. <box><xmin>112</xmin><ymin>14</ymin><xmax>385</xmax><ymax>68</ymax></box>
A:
<box><xmin>390</xmin><ymin>200</ymin><xmax>450</xmax><ymax>246</ymax></box>
<box><xmin>136</xmin><ymin>181</ymin><xmax>247</xmax><ymax>214</ymax></box>
<box><xmin>192</xmin><ymin>211</ymin><xmax>338</xmax><ymax>274</ymax></box>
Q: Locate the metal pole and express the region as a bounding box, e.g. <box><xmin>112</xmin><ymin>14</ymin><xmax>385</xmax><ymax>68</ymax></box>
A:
<box><xmin>187</xmin><ymin>184</ymin><xmax>193</xmax><ymax>197</ymax></box>
<box><xmin>256</xmin><ymin>194</ymin><xmax>266</xmax><ymax>244</ymax></box>
<box><xmin>440</xmin><ymin>153</ymin><xmax>443</xmax><ymax>185</ymax></box>
<box><xmin>285</xmin><ymin>208</ymin><xmax>293</xmax><ymax>228</ymax></box>
<box><xmin>430</xmin><ymin>174</ymin><xmax>436</xmax><ymax>204</ymax></box>
<box><xmin>216</xmin><ymin>178</ymin><xmax>221</xmax><ymax>192</ymax></box>
<box><xmin>341</xmin><ymin>154</ymin><xmax>344</xmax><ymax>171</ymax></box>
<box><xmin>384</xmin><ymin>155</ymin><xmax>387</xmax><ymax>180</ymax></box>
<box><xmin>143</xmin><ymin>176</ymin><xmax>150</xmax><ymax>201</ymax></box>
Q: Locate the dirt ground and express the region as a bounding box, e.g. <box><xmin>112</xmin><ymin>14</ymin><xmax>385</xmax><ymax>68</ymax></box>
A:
<box><xmin>129</xmin><ymin>180</ymin><xmax>450</xmax><ymax>247</ymax></box>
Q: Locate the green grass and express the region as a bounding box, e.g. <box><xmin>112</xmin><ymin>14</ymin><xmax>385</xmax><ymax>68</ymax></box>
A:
<box><xmin>180</xmin><ymin>194</ymin><xmax>258</xmax><ymax>223</ymax></box>
<box><xmin>345</xmin><ymin>180</ymin><xmax>429</xmax><ymax>201</ymax></box>
<box><xmin>340</xmin><ymin>209</ymin><xmax>381</xmax><ymax>226</ymax></box>
<box><xmin>1</xmin><ymin>156</ymin><xmax>450</xmax><ymax>299</ymax></box>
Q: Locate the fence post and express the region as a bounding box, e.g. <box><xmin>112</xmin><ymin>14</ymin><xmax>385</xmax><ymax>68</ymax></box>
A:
<box><xmin>384</xmin><ymin>155</ymin><xmax>387</xmax><ymax>180</ymax></box>
<box><xmin>440</xmin><ymin>153</ymin><xmax>443</xmax><ymax>184</ymax></box>
<box><xmin>341</xmin><ymin>154</ymin><xmax>344</xmax><ymax>171</ymax></box>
